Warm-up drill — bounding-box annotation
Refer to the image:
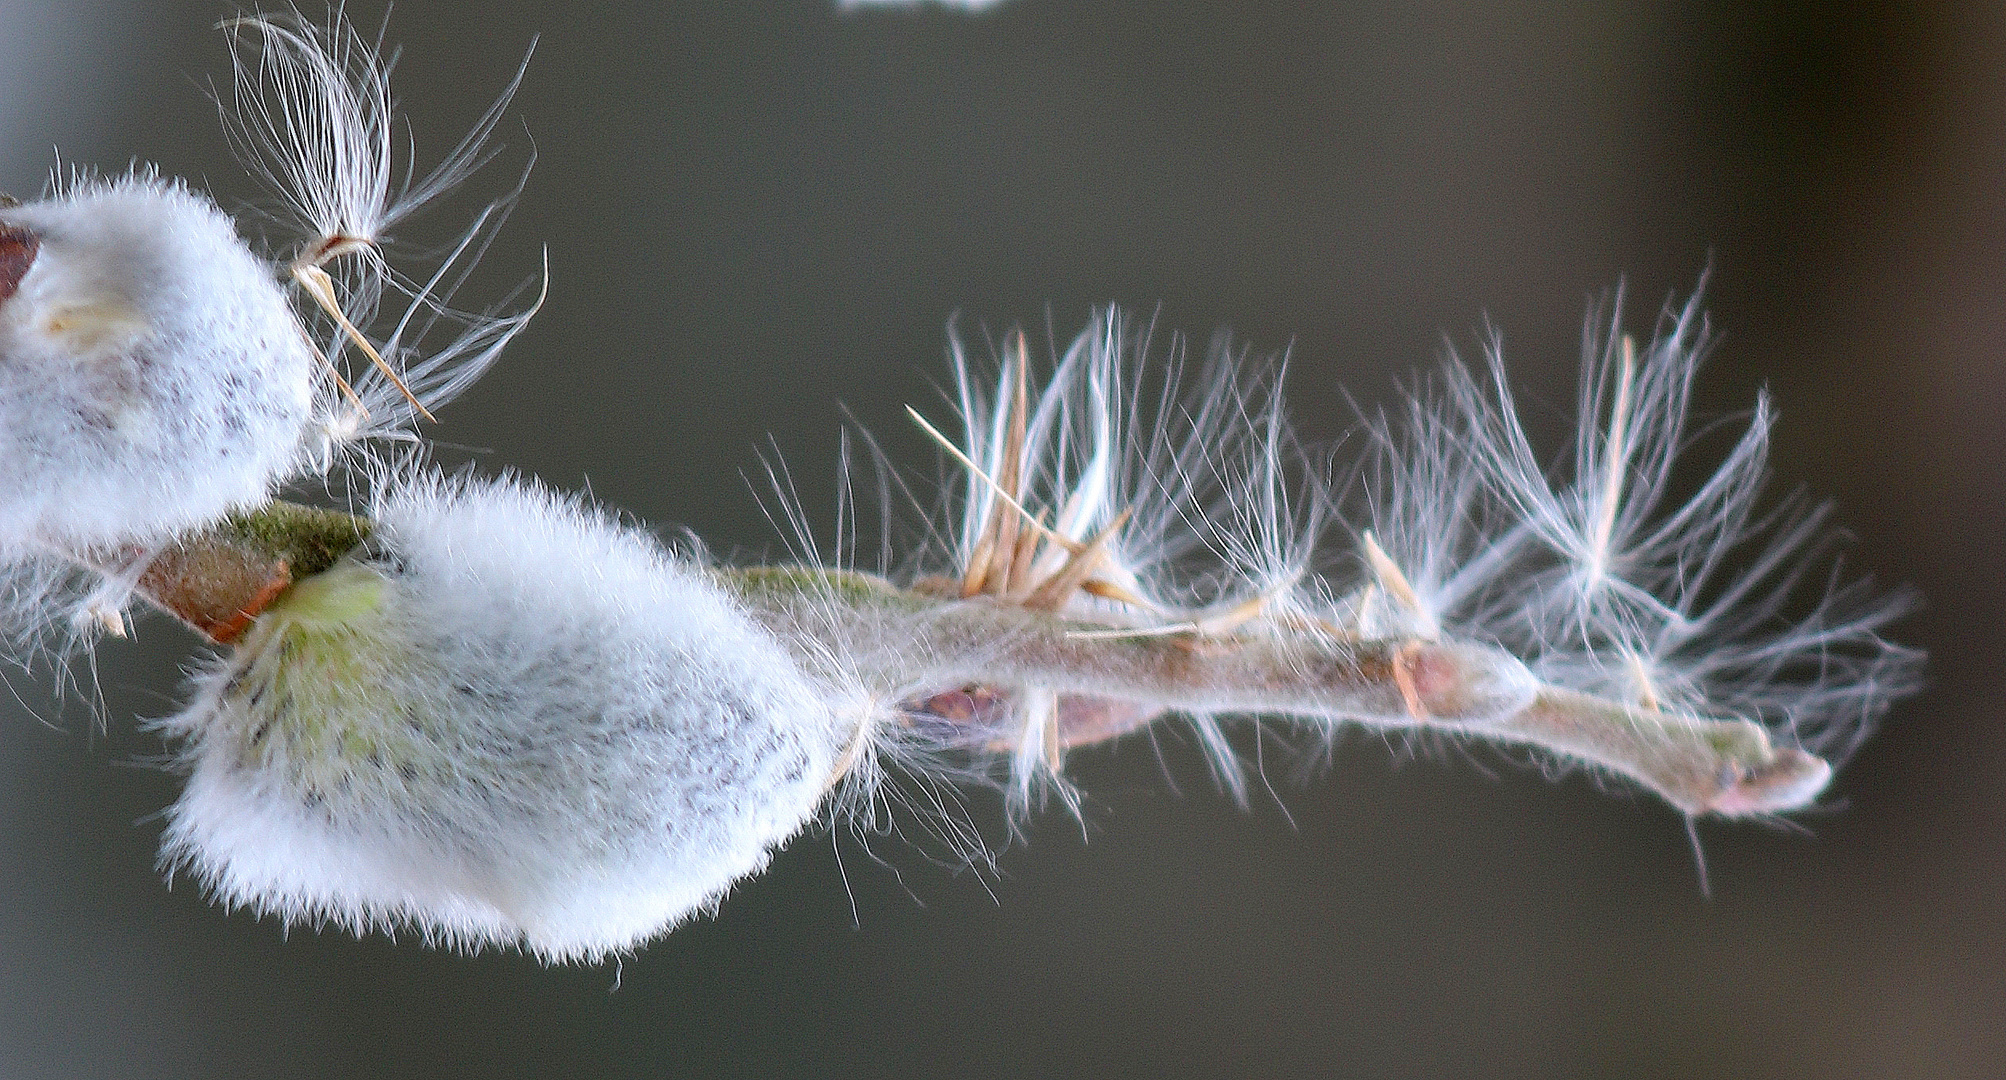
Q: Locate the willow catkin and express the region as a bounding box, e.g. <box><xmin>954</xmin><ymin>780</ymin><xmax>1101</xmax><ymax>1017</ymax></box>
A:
<box><xmin>0</xmin><ymin>176</ymin><xmax>314</xmax><ymax>555</ymax></box>
<box><xmin>158</xmin><ymin>474</ymin><xmax>853</xmax><ymax>963</ymax></box>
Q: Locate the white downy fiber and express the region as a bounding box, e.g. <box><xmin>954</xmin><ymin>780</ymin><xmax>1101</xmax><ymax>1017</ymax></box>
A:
<box><xmin>0</xmin><ymin>12</ymin><xmax>535</xmax><ymax>653</ymax></box>
<box><xmin>159</xmin><ymin>474</ymin><xmax>854</xmax><ymax>961</ymax></box>
<box><xmin>0</xmin><ymin>176</ymin><xmax>314</xmax><ymax>554</ymax></box>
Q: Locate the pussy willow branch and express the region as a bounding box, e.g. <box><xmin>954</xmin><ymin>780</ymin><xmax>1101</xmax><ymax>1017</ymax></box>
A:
<box><xmin>117</xmin><ymin>501</ymin><xmax>1827</xmax><ymax>818</ymax></box>
<box><xmin>720</xmin><ymin>566</ymin><xmax>1827</xmax><ymax>817</ymax></box>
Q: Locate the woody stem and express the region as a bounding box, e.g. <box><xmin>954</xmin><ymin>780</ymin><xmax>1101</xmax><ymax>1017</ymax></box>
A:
<box><xmin>718</xmin><ymin>566</ymin><xmax>1833</xmax><ymax>818</ymax></box>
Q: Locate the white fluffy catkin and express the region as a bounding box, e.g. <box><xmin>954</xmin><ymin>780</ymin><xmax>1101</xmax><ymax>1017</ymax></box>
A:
<box><xmin>0</xmin><ymin>176</ymin><xmax>314</xmax><ymax>555</ymax></box>
<box><xmin>156</xmin><ymin>474</ymin><xmax>853</xmax><ymax>962</ymax></box>
<box><xmin>3</xmin><ymin>15</ymin><xmax>1912</xmax><ymax>959</ymax></box>
<box><xmin>0</xmin><ymin>13</ymin><xmax>535</xmax><ymax>652</ymax></box>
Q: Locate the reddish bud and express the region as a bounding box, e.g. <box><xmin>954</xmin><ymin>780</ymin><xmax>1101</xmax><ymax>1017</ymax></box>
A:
<box><xmin>0</xmin><ymin>226</ymin><xmax>36</xmax><ymax>303</ymax></box>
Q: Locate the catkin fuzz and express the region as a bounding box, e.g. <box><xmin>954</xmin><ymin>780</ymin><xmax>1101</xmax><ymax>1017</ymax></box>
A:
<box><xmin>0</xmin><ymin>176</ymin><xmax>315</xmax><ymax>555</ymax></box>
<box><xmin>158</xmin><ymin>475</ymin><xmax>853</xmax><ymax>961</ymax></box>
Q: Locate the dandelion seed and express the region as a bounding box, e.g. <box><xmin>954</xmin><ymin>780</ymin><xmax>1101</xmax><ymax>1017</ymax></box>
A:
<box><xmin>1433</xmin><ymin>288</ymin><xmax>1920</xmax><ymax>761</ymax></box>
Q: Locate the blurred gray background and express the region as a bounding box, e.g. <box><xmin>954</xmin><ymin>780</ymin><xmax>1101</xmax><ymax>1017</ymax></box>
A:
<box><xmin>2</xmin><ymin>0</ymin><xmax>2000</xmax><ymax>1076</ymax></box>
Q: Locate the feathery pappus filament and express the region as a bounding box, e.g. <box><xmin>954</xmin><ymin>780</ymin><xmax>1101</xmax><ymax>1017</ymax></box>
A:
<box><xmin>748</xmin><ymin>300</ymin><xmax>1917</xmax><ymax>829</ymax></box>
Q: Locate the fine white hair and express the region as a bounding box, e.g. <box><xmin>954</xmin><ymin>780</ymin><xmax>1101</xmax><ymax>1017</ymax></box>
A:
<box><xmin>0</xmin><ymin>7</ymin><xmax>1921</xmax><ymax>963</ymax></box>
<box><xmin>0</xmin><ymin>175</ymin><xmax>317</xmax><ymax>656</ymax></box>
<box><xmin>1392</xmin><ymin>291</ymin><xmax>1918</xmax><ymax>762</ymax></box>
<box><xmin>812</xmin><ymin>300</ymin><xmax>1917</xmax><ymax>814</ymax></box>
<box><xmin>216</xmin><ymin>10</ymin><xmax>541</xmax><ymax>454</ymax></box>
<box><xmin>0</xmin><ymin>176</ymin><xmax>314</xmax><ymax>555</ymax></box>
<box><xmin>0</xmin><ymin>11</ymin><xmax>537</xmax><ymax>659</ymax></box>
<box><xmin>157</xmin><ymin>473</ymin><xmax>853</xmax><ymax>962</ymax></box>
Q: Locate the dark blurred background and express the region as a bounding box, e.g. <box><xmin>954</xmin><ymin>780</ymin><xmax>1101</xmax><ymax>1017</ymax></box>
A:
<box><xmin>2</xmin><ymin>1</ymin><xmax>1999</xmax><ymax>1076</ymax></box>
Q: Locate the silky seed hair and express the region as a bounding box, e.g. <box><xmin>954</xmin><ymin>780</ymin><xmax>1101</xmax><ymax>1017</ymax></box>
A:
<box><xmin>148</xmin><ymin>291</ymin><xmax>1910</xmax><ymax>960</ymax></box>
<box><xmin>1430</xmin><ymin>291</ymin><xmax>1917</xmax><ymax>764</ymax></box>
<box><xmin>797</xmin><ymin>300</ymin><xmax>1917</xmax><ymax>827</ymax></box>
<box><xmin>217</xmin><ymin>9</ymin><xmax>541</xmax><ymax>456</ymax></box>
<box><xmin>0</xmin><ymin>11</ymin><xmax>539</xmax><ymax>665</ymax></box>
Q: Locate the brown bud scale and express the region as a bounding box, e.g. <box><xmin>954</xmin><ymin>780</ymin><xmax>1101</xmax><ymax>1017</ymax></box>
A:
<box><xmin>0</xmin><ymin>225</ymin><xmax>38</xmax><ymax>303</ymax></box>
